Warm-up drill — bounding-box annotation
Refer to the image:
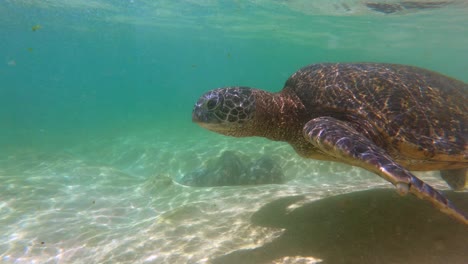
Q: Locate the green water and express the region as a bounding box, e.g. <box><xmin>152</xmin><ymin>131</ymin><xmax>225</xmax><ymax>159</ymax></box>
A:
<box><xmin>2</xmin><ymin>0</ymin><xmax>468</xmax><ymax>148</ymax></box>
<box><xmin>1</xmin><ymin>1</ymin><xmax>468</xmax><ymax>263</ymax></box>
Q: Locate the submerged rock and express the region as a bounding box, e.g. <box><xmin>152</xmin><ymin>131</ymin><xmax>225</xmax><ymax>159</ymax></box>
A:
<box><xmin>177</xmin><ymin>151</ymin><xmax>284</xmax><ymax>187</ymax></box>
<box><xmin>212</xmin><ymin>189</ymin><xmax>468</xmax><ymax>264</ymax></box>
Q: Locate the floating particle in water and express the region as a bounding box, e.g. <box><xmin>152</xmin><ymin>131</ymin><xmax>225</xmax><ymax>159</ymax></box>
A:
<box><xmin>7</xmin><ymin>60</ymin><xmax>16</xmax><ymax>66</ymax></box>
<box><xmin>32</xmin><ymin>24</ymin><xmax>42</xmax><ymax>31</ymax></box>
<box><xmin>27</xmin><ymin>48</ymin><xmax>33</xmax><ymax>52</ymax></box>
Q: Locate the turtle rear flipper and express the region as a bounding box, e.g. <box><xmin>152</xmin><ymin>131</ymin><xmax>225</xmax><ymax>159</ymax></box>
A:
<box><xmin>303</xmin><ymin>116</ymin><xmax>468</xmax><ymax>225</ymax></box>
<box><xmin>441</xmin><ymin>168</ymin><xmax>468</xmax><ymax>191</ymax></box>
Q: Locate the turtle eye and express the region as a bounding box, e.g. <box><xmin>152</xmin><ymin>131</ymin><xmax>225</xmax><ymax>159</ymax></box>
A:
<box><xmin>206</xmin><ymin>97</ymin><xmax>220</xmax><ymax>110</ymax></box>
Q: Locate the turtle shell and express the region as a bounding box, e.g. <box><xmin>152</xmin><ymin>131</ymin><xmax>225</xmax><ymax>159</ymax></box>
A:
<box><xmin>283</xmin><ymin>63</ymin><xmax>467</xmax><ymax>169</ymax></box>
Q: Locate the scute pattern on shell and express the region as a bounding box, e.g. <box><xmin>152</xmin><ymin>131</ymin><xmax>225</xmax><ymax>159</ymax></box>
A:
<box><xmin>284</xmin><ymin>63</ymin><xmax>468</xmax><ymax>162</ymax></box>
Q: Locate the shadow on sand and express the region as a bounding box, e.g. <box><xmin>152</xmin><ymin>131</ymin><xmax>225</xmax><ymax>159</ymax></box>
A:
<box><xmin>211</xmin><ymin>189</ymin><xmax>468</xmax><ymax>264</ymax></box>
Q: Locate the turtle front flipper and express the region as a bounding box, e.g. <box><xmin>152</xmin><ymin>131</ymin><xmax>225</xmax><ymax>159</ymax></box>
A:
<box><xmin>440</xmin><ymin>168</ymin><xmax>468</xmax><ymax>191</ymax></box>
<box><xmin>303</xmin><ymin>116</ymin><xmax>468</xmax><ymax>226</ymax></box>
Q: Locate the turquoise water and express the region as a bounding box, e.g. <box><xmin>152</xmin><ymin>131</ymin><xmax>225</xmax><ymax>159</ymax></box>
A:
<box><xmin>1</xmin><ymin>1</ymin><xmax>468</xmax><ymax>263</ymax></box>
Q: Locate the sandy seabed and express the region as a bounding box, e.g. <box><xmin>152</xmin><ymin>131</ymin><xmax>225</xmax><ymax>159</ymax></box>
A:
<box><xmin>1</xmin><ymin>128</ymin><xmax>467</xmax><ymax>264</ymax></box>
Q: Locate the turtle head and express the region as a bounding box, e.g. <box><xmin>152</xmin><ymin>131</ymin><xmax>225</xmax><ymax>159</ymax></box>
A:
<box><xmin>192</xmin><ymin>87</ymin><xmax>256</xmax><ymax>136</ymax></box>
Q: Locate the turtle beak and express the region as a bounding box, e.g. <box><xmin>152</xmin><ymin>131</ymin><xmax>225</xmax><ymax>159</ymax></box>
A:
<box><xmin>192</xmin><ymin>102</ymin><xmax>227</xmax><ymax>133</ymax></box>
<box><xmin>192</xmin><ymin>103</ymin><xmax>204</xmax><ymax>124</ymax></box>
<box><xmin>192</xmin><ymin>103</ymin><xmax>216</xmax><ymax>125</ymax></box>
<box><xmin>192</xmin><ymin>113</ymin><xmax>198</xmax><ymax>123</ymax></box>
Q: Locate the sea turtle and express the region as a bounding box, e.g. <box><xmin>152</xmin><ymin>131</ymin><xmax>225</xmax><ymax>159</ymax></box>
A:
<box><xmin>192</xmin><ymin>63</ymin><xmax>468</xmax><ymax>225</ymax></box>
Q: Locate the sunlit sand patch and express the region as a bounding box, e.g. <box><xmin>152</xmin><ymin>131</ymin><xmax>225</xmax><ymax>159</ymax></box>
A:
<box><xmin>272</xmin><ymin>256</ymin><xmax>323</xmax><ymax>264</ymax></box>
<box><xmin>0</xmin><ymin>128</ymin><xmax>460</xmax><ymax>263</ymax></box>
